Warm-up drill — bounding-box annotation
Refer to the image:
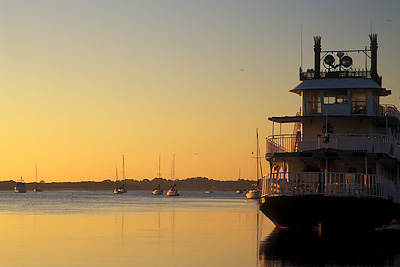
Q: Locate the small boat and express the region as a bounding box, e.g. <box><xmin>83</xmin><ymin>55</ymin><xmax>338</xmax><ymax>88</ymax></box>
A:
<box><xmin>33</xmin><ymin>164</ymin><xmax>43</xmax><ymax>192</ymax></box>
<box><xmin>113</xmin><ymin>187</ymin><xmax>126</xmax><ymax>194</ymax></box>
<box><xmin>14</xmin><ymin>177</ymin><xmax>27</xmax><ymax>193</ymax></box>
<box><xmin>246</xmin><ymin>129</ymin><xmax>261</xmax><ymax>199</ymax></box>
<box><xmin>205</xmin><ymin>190</ymin><xmax>214</xmax><ymax>194</ymax></box>
<box><xmin>246</xmin><ymin>189</ymin><xmax>260</xmax><ymax>199</ymax></box>
<box><xmin>167</xmin><ymin>184</ymin><xmax>179</xmax><ymax>196</ymax></box>
<box><xmin>34</xmin><ymin>187</ymin><xmax>43</xmax><ymax>192</ymax></box>
<box><xmin>236</xmin><ymin>189</ymin><xmax>243</xmax><ymax>194</ymax></box>
<box><xmin>152</xmin><ymin>184</ymin><xmax>163</xmax><ymax>195</ymax></box>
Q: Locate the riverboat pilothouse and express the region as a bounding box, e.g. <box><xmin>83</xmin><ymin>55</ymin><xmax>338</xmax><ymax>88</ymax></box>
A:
<box><xmin>260</xmin><ymin>34</ymin><xmax>400</xmax><ymax>230</ymax></box>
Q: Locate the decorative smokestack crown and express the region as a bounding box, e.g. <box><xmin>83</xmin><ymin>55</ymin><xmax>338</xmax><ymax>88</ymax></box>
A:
<box><xmin>300</xmin><ymin>34</ymin><xmax>381</xmax><ymax>83</ymax></box>
<box><xmin>369</xmin><ymin>33</ymin><xmax>379</xmax><ymax>84</ymax></box>
<box><xmin>313</xmin><ymin>36</ymin><xmax>321</xmax><ymax>48</ymax></box>
<box><xmin>313</xmin><ymin>36</ymin><xmax>321</xmax><ymax>78</ymax></box>
<box><xmin>369</xmin><ymin>33</ymin><xmax>378</xmax><ymax>46</ymax></box>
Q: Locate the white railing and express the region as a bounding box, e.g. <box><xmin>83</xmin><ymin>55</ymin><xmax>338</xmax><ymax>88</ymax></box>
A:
<box><xmin>261</xmin><ymin>172</ymin><xmax>400</xmax><ymax>203</ymax></box>
<box><xmin>267</xmin><ymin>134</ymin><xmax>400</xmax><ymax>159</ymax></box>
<box><xmin>380</xmin><ymin>104</ymin><xmax>400</xmax><ymax>121</ymax></box>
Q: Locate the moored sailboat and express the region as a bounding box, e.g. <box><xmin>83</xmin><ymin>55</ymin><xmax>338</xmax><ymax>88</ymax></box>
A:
<box><xmin>113</xmin><ymin>165</ymin><xmax>124</xmax><ymax>194</ymax></box>
<box><xmin>151</xmin><ymin>156</ymin><xmax>163</xmax><ymax>195</ymax></box>
<box><xmin>166</xmin><ymin>184</ymin><xmax>179</xmax><ymax>196</ymax></box>
<box><xmin>167</xmin><ymin>154</ymin><xmax>179</xmax><ymax>196</ymax></box>
<box><xmin>33</xmin><ymin>164</ymin><xmax>43</xmax><ymax>192</ymax></box>
<box><xmin>152</xmin><ymin>184</ymin><xmax>163</xmax><ymax>195</ymax></box>
<box><xmin>114</xmin><ymin>155</ymin><xmax>127</xmax><ymax>194</ymax></box>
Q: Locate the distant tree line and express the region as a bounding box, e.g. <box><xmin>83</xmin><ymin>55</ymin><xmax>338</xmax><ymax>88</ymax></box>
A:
<box><xmin>0</xmin><ymin>177</ymin><xmax>259</xmax><ymax>191</ymax></box>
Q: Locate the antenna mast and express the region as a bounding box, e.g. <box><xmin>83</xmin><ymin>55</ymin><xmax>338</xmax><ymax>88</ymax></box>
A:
<box><xmin>158</xmin><ymin>156</ymin><xmax>161</xmax><ymax>178</ymax></box>
<box><xmin>171</xmin><ymin>154</ymin><xmax>175</xmax><ymax>180</ymax></box>
<box><xmin>256</xmin><ymin>129</ymin><xmax>259</xmax><ymax>180</ymax></box>
<box><xmin>122</xmin><ymin>154</ymin><xmax>125</xmax><ymax>181</ymax></box>
<box><xmin>301</xmin><ymin>25</ymin><xmax>303</xmax><ymax>70</ymax></box>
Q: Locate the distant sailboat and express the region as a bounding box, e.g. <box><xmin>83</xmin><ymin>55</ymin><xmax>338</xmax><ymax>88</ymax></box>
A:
<box><xmin>152</xmin><ymin>156</ymin><xmax>163</xmax><ymax>195</ymax></box>
<box><xmin>33</xmin><ymin>164</ymin><xmax>43</xmax><ymax>192</ymax></box>
<box><xmin>121</xmin><ymin>155</ymin><xmax>127</xmax><ymax>193</ymax></box>
<box><xmin>152</xmin><ymin>184</ymin><xmax>163</xmax><ymax>195</ymax></box>
<box><xmin>167</xmin><ymin>154</ymin><xmax>179</xmax><ymax>196</ymax></box>
<box><xmin>246</xmin><ymin>129</ymin><xmax>261</xmax><ymax>199</ymax></box>
<box><xmin>114</xmin><ymin>155</ymin><xmax>127</xmax><ymax>194</ymax></box>
<box><xmin>166</xmin><ymin>184</ymin><xmax>179</xmax><ymax>196</ymax></box>
<box><xmin>113</xmin><ymin>165</ymin><xmax>123</xmax><ymax>194</ymax></box>
<box><xmin>236</xmin><ymin>169</ymin><xmax>243</xmax><ymax>194</ymax></box>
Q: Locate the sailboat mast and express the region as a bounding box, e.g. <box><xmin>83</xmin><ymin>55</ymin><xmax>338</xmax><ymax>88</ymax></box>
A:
<box><xmin>158</xmin><ymin>156</ymin><xmax>161</xmax><ymax>178</ymax></box>
<box><xmin>256</xmin><ymin>128</ymin><xmax>259</xmax><ymax>180</ymax></box>
<box><xmin>35</xmin><ymin>164</ymin><xmax>38</xmax><ymax>184</ymax></box>
<box><xmin>122</xmin><ymin>154</ymin><xmax>126</xmax><ymax>186</ymax></box>
<box><xmin>171</xmin><ymin>154</ymin><xmax>175</xmax><ymax>180</ymax></box>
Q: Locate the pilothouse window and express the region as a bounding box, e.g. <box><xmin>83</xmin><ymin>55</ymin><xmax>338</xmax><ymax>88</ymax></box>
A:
<box><xmin>351</xmin><ymin>89</ymin><xmax>367</xmax><ymax>114</ymax></box>
<box><xmin>323</xmin><ymin>90</ymin><xmax>348</xmax><ymax>104</ymax></box>
<box><xmin>305</xmin><ymin>90</ymin><xmax>321</xmax><ymax>114</ymax></box>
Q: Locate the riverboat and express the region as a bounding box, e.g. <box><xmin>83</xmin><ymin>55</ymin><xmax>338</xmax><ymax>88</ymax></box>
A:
<box><xmin>260</xmin><ymin>34</ymin><xmax>400</xmax><ymax>230</ymax></box>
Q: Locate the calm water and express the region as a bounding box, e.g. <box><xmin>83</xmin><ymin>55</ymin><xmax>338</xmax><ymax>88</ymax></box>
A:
<box><xmin>0</xmin><ymin>190</ymin><xmax>399</xmax><ymax>266</ymax></box>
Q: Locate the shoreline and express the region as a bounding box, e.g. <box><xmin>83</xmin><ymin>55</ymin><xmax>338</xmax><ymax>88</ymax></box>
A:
<box><xmin>0</xmin><ymin>177</ymin><xmax>258</xmax><ymax>191</ymax></box>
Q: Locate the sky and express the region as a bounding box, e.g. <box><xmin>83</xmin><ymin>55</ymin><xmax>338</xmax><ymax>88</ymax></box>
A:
<box><xmin>0</xmin><ymin>0</ymin><xmax>399</xmax><ymax>182</ymax></box>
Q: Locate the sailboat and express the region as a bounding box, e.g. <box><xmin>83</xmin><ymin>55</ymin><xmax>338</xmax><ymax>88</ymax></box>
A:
<box><xmin>167</xmin><ymin>154</ymin><xmax>179</xmax><ymax>196</ymax></box>
<box><xmin>113</xmin><ymin>165</ymin><xmax>123</xmax><ymax>194</ymax></box>
<box><xmin>114</xmin><ymin>155</ymin><xmax>127</xmax><ymax>194</ymax></box>
<box><xmin>152</xmin><ymin>156</ymin><xmax>163</xmax><ymax>195</ymax></box>
<box><xmin>33</xmin><ymin>164</ymin><xmax>43</xmax><ymax>192</ymax></box>
<box><xmin>166</xmin><ymin>184</ymin><xmax>179</xmax><ymax>196</ymax></box>
<box><xmin>246</xmin><ymin>129</ymin><xmax>261</xmax><ymax>199</ymax></box>
<box><xmin>152</xmin><ymin>184</ymin><xmax>163</xmax><ymax>195</ymax></box>
<box><xmin>236</xmin><ymin>169</ymin><xmax>243</xmax><ymax>194</ymax></box>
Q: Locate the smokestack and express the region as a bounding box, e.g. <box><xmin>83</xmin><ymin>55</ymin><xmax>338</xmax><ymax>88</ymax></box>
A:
<box><xmin>369</xmin><ymin>33</ymin><xmax>378</xmax><ymax>83</ymax></box>
<box><xmin>314</xmin><ymin>36</ymin><xmax>321</xmax><ymax>78</ymax></box>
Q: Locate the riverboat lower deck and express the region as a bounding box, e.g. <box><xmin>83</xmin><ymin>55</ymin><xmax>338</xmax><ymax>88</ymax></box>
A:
<box><xmin>261</xmin><ymin>194</ymin><xmax>400</xmax><ymax>229</ymax></box>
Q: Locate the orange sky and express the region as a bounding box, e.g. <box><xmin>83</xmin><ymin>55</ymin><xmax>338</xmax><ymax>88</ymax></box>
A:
<box><xmin>0</xmin><ymin>1</ymin><xmax>399</xmax><ymax>182</ymax></box>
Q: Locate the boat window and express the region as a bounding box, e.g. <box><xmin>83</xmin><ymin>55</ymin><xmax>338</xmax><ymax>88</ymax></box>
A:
<box><xmin>323</xmin><ymin>90</ymin><xmax>348</xmax><ymax>104</ymax></box>
<box><xmin>351</xmin><ymin>89</ymin><xmax>367</xmax><ymax>114</ymax></box>
<box><xmin>305</xmin><ymin>90</ymin><xmax>321</xmax><ymax>114</ymax></box>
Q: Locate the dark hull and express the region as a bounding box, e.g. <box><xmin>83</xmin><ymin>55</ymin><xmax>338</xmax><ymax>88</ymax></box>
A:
<box><xmin>260</xmin><ymin>195</ymin><xmax>400</xmax><ymax>229</ymax></box>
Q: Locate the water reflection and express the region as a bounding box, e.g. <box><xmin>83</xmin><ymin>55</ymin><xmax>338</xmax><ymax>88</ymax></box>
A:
<box><xmin>0</xmin><ymin>191</ymin><xmax>268</xmax><ymax>266</ymax></box>
<box><xmin>260</xmin><ymin>228</ymin><xmax>400</xmax><ymax>266</ymax></box>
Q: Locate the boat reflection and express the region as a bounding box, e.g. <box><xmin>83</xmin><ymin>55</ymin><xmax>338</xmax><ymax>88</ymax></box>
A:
<box><xmin>260</xmin><ymin>227</ymin><xmax>400</xmax><ymax>266</ymax></box>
